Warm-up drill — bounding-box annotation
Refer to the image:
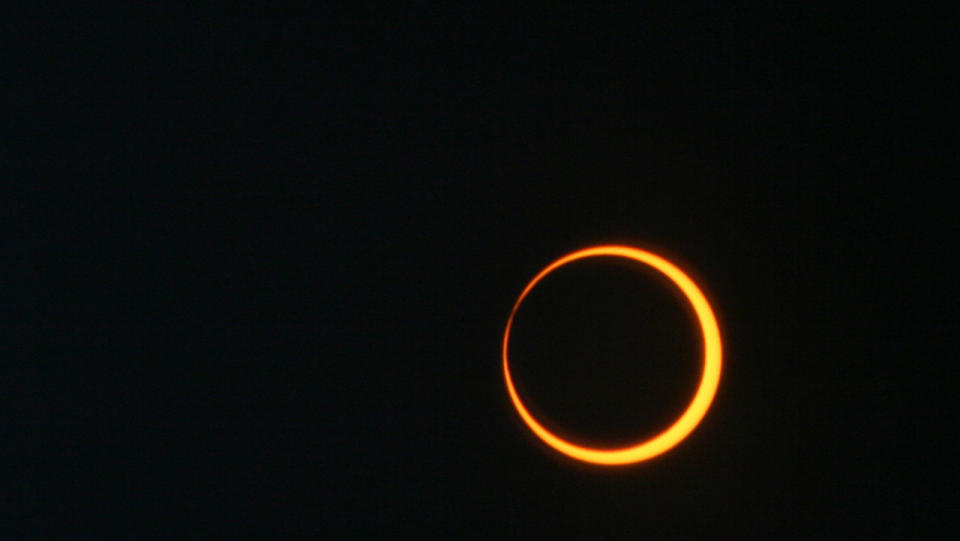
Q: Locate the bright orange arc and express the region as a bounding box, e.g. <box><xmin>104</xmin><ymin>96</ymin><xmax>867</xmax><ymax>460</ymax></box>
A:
<box><xmin>502</xmin><ymin>245</ymin><xmax>722</xmax><ymax>465</ymax></box>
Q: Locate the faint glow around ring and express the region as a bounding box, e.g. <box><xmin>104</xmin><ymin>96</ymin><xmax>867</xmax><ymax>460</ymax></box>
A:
<box><xmin>502</xmin><ymin>245</ymin><xmax>722</xmax><ymax>465</ymax></box>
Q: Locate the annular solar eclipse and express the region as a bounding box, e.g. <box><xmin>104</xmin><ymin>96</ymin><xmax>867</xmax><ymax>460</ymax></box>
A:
<box><xmin>502</xmin><ymin>245</ymin><xmax>722</xmax><ymax>465</ymax></box>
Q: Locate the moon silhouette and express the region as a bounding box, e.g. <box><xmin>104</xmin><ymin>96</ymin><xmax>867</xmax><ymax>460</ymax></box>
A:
<box><xmin>502</xmin><ymin>245</ymin><xmax>722</xmax><ymax>465</ymax></box>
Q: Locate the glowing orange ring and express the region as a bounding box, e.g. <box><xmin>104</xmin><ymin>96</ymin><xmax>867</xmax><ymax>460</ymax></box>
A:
<box><xmin>503</xmin><ymin>245</ymin><xmax>722</xmax><ymax>465</ymax></box>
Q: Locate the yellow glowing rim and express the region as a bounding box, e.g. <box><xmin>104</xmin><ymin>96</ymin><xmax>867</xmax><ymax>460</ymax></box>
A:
<box><xmin>502</xmin><ymin>245</ymin><xmax>722</xmax><ymax>465</ymax></box>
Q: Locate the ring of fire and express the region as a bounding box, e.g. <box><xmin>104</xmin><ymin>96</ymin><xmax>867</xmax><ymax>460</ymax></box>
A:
<box><xmin>502</xmin><ymin>245</ymin><xmax>722</xmax><ymax>465</ymax></box>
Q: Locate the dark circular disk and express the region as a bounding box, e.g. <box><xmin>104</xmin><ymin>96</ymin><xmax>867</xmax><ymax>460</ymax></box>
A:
<box><xmin>507</xmin><ymin>255</ymin><xmax>702</xmax><ymax>448</ymax></box>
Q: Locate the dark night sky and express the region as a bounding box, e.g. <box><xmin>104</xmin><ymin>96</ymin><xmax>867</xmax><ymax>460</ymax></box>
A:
<box><xmin>6</xmin><ymin>4</ymin><xmax>955</xmax><ymax>538</ymax></box>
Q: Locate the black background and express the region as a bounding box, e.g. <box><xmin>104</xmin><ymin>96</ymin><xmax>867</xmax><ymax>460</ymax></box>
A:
<box><xmin>7</xmin><ymin>4</ymin><xmax>955</xmax><ymax>538</ymax></box>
